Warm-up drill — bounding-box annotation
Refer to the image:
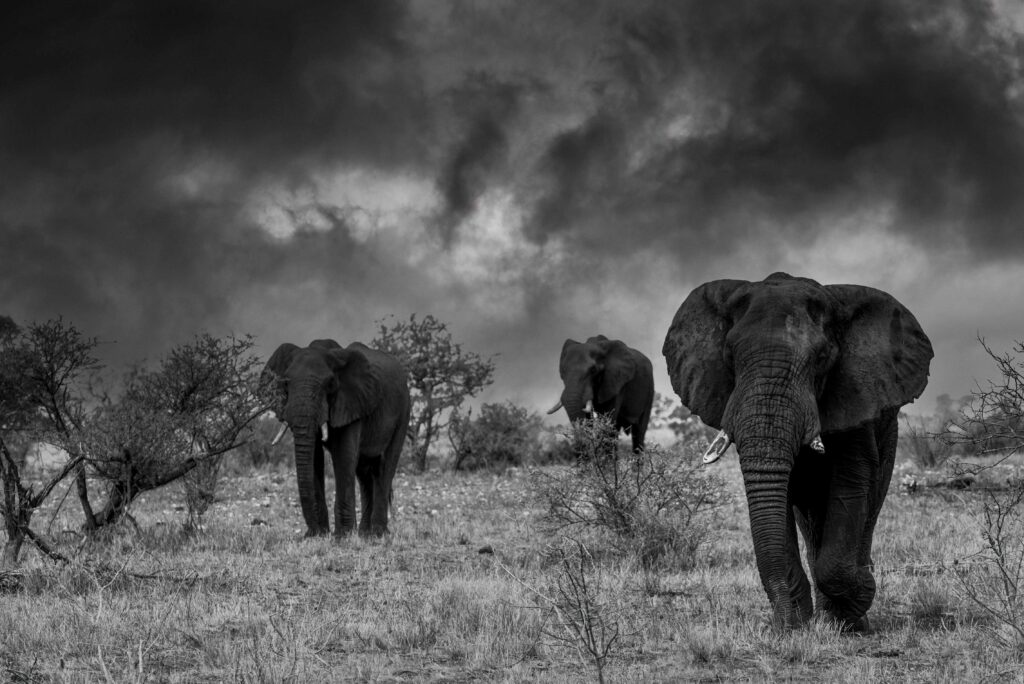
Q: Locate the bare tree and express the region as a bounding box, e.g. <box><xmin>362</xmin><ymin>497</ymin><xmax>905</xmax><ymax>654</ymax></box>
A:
<box><xmin>0</xmin><ymin>317</ymin><xmax>97</xmax><ymax>566</ymax></box>
<box><xmin>79</xmin><ymin>334</ymin><xmax>267</xmax><ymax>529</ymax></box>
<box><xmin>944</xmin><ymin>338</ymin><xmax>1024</xmax><ymax>647</ymax></box>
<box><xmin>946</xmin><ymin>337</ymin><xmax>1024</xmax><ymax>465</ymax></box>
<box><xmin>372</xmin><ymin>314</ymin><xmax>495</xmax><ymax>471</ymax></box>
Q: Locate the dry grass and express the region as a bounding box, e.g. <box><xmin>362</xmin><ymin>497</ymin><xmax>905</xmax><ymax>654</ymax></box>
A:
<box><xmin>2</xmin><ymin>453</ymin><xmax>1024</xmax><ymax>682</ymax></box>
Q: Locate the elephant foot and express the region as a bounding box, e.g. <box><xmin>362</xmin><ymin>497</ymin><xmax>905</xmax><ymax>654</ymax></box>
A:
<box><xmin>303</xmin><ymin>526</ymin><xmax>330</xmax><ymax>539</ymax></box>
<box><xmin>840</xmin><ymin>614</ymin><xmax>871</xmax><ymax>634</ymax></box>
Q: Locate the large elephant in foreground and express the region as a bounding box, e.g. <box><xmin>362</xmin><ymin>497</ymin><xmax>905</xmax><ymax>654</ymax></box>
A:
<box><xmin>548</xmin><ymin>335</ymin><xmax>655</xmax><ymax>453</ymax></box>
<box><xmin>261</xmin><ymin>340</ymin><xmax>410</xmax><ymax>538</ymax></box>
<box><xmin>662</xmin><ymin>273</ymin><xmax>932</xmax><ymax>630</ymax></box>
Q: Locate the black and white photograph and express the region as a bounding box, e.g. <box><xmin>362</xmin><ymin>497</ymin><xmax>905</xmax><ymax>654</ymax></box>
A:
<box><xmin>3</xmin><ymin>1</ymin><xmax>1024</xmax><ymax>680</ymax></box>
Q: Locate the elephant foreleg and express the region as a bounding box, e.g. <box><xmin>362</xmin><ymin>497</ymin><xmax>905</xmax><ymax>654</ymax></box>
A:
<box><xmin>331</xmin><ymin>425</ymin><xmax>361</xmax><ymax>537</ymax></box>
<box><xmin>786</xmin><ymin>502</ymin><xmax>814</xmax><ymax>623</ymax></box>
<box><xmin>313</xmin><ymin>438</ymin><xmax>329</xmax><ymax>533</ymax></box>
<box><xmin>860</xmin><ymin>410</ymin><xmax>899</xmax><ymax>569</ymax></box>
<box><xmin>814</xmin><ymin>426</ymin><xmax>877</xmax><ymax>628</ymax></box>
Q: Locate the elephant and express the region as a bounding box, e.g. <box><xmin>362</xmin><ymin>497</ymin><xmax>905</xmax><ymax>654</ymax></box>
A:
<box><xmin>547</xmin><ymin>335</ymin><xmax>655</xmax><ymax>453</ymax></box>
<box><xmin>261</xmin><ymin>339</ymin><xmax>410</xmax><ymax>538</ymax></box>
<box><xmin>662</xmin><ymin>272</ymin><xmax>932</xmax><ymax>630</ymax></box>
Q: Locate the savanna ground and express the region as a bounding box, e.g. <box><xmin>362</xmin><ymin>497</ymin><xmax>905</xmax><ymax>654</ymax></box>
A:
<box><xmin>2</xmin><ymin>442</ymin><xmax>1024</xmax><ymax>683</ymax></box>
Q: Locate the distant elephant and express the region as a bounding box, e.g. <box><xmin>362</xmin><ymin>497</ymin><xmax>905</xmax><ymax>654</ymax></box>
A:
<box><xmin>662</xmin><ymin>273</ymin><xmax>932</xmax><ymax>630</ymax></box>
<box><xmin>547</xmin><ymin>335</ymin><xmax>655</xmax><ymax>453</ymax></box>
<box><xmin>261</xmin><ymin>340</ymin><xmax>410</xmax><ymax>538</ymax></box>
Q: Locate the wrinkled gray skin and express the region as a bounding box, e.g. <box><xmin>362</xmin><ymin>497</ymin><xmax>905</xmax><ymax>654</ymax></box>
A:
<box><xmin>261</xmin><ymin>340</ymin><xmax>410</xmax><ymax>538</ymax></box>
<box><xmin>662</xmin><ymin>273</ymin><xmax>932</xmax><ymax>630</ymax></box>
<box><xmin>555</xmin><ymin>335</ymin><xmax>655</xmax><ymax>453</ymax></box>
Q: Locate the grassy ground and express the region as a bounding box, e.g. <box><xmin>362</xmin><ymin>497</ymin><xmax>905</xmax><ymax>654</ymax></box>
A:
<box><xmin>2</xmin><ymin>452</ymin><xmax>1024</xmax><ymax>682</ymax></box>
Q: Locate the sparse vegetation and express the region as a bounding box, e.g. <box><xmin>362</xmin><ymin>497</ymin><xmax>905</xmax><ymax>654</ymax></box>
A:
<box><xmin>535</xmin><ymin>414</ymin><xmax>728</xmax><ymax>572</ymax></box>
<box><xmin>448</xmin><ymin>401</ymin><xmax>543</xmax><ymax>471</ymax></box>
<box><xmin>939</xmin><ymin>338</ymin><xmax>1024</xmax><ymax>652</ymax></box>
<box><xmin>0</xmin><ymin>318</ymin><xmax>266</xmax><ymax>565</ymax></box>
<box><xmin>0</xmin><ymin>459</ymin><xmax>1020</xmax><ymax>681</ymax></box>
<box><xmin>6</xmin><ymin>322</ymin><xmax>1024</xmax><ymax>680</ymax></box>
<box><xmin>372</xmin><ymin>314</ymin><xmax>496</xmax><ymax>471</ymax></box>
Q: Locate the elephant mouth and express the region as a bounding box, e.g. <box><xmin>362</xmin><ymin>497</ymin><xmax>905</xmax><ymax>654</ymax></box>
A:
<box><xmin>702</xmin><ymin>430</ymin><xmax>826</xmax><ymax>464</ymax></box>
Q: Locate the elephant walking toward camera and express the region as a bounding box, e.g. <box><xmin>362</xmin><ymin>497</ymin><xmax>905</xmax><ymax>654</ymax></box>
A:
<box><xmin>261</xmin><ymin>340</ymin><xmax>410</xmax><ymax>538</ymax></box>
<box><xmin>548</xmin><ymin>335</ymin><xmax>655</xmax><ymax>453</ymax></box>
<box><xmin>662</xmin><ymin>273</ymin><xmax>932</xmax><ymax>630</ymax></box>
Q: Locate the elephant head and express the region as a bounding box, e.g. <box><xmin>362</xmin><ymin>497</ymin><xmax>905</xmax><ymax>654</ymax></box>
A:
<box><xmin>261</xmin><ymin>339</ymin><xmax>383</xmax><ymax>535</ymax></box>
<box><xmin>549</xmin><ymin>336</ymin><xmax>638</xmax><ymax>422</ymax></box>
<box><xmin>662</xmin><ymin>272</ymin><xmax>932</xmax><ymax>627</ymax></box>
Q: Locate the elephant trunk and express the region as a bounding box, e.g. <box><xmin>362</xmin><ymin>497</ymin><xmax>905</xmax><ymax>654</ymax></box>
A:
<box><xmin>560</xmin><ymin>376</ymin><xmax>594</xmax><ymax>423</ymax></box>
<box><xmin>728</xmin><ymin>364</ymin><xmax>817</xmax><ymax>628</ymax></box>
<box><xmin>291</xmin><ymin>422</ymin><xmax>323</xmax><ymax>536</ymax></box>
<box><xmin>740</xmin><ymin>441</ymin><xmax>800</xmax><ymax>628</ymax></box>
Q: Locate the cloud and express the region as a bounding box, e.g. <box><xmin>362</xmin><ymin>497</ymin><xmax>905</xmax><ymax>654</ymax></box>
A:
<box><xmin>2</xmin><ymin>0</ymin><xmax>1023</xmax><ymax>417</ymax></box>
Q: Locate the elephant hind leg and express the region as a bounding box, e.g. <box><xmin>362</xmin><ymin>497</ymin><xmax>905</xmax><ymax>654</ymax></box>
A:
<box><xmin>356</xmin><ymin>458</ymin><xmax>375</xmax><ymax>536</ymax></box>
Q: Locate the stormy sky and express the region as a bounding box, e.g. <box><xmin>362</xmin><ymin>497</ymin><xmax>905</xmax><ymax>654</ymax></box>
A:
<box><xmin>4</xmin><ymin>0</ymin><xmax>1024</xmax><ymax>420</ymax></box>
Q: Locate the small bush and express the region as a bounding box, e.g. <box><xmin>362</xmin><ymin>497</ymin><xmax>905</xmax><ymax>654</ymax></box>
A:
<box><xmin>534</xmin><ymin>414</ymin><xmax>729</xmax><ymax>570</ymax></box>
<box><xmin>448</xmin><ymin>402</ymin><xmax>543</xmax><ymax>471</ymax></box>
<box><xmin>899</xmin><ymin>413</ymin><xmax>954</xmax><ymax>469</ymax></box>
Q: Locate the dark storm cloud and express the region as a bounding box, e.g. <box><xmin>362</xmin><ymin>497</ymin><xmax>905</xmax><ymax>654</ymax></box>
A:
<box><xmin>0</xmin><ymin>0</ymin><xmax>427</xmax><ymax>360</ymax></box>
<box><xmin>525</xmin><ymin>0</ymin><xmax>1024</xmax><ymax>259</ymax></box>
<box><xmin>1</xmin><ymin>0</ymin><xmax>423</xmax><ymax>171</ymax></box>
<box><xmin>433</xmin><ymin>73</ymin><xmax>531</xmax><ymax>242</ymax></box>
<box><xmin>3</xmin><ymin>0</ymin><xmax>1024</xmax><ymax>413</ymax></box>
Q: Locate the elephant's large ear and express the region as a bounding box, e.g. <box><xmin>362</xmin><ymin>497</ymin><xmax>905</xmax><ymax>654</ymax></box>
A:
<box><xmin>261</xmin><ymin>343</ymin><xmax>299</xmax><ymax>416</ymax></box>
<box><xmin>325</xmin><ymin>347</ymin><xmax>383</xmax><ymax>427</ymax></box>
<box><xmin>558</xmin><ymin>339</ymin><xmax>581</xmax><ymax>380</ymax></box>
<box><xmin>661</xmin><ymin>279</ymin><xmax>747</xmax><ymax>429</ymax></box>
<box><xmin>265</xmin><ymin>343</ymin><xmax>299</xmax><ymax>377</ymax></box>
<box><xmin>596</xmin><ymin>339</ymin><xmax>637</xmax><ymax>403</ymax></box>
<box><xmin>820</xmin><ymin>285</ymin><xmax>933</xmax><ymax>432</ymax></box>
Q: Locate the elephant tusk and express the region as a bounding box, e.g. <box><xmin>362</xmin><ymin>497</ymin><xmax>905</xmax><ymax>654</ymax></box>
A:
<box><xmin>702</xmin><ymin>430</ymin><xmax>731</xmax><ymax>465</ymax></box>
<box><xmin>583</xmin><ymin>399</ymin><xmax>594</xmax><ymax>415</ymax></box>
<box><xmin>810</xmin><ymin>435</ymin><xmax>825</xmax><ymax>454</ymax></box>
<box><xmin>270</xmin><ymin>423</ymin><xmax>289</xmax><ymax>446</ymax></box>
<box><xmin>321</xmin><ymin>423</ymin><xmax>329</xmax><ymax>442</ymax></box>
<box><xmin>547</xmin><ymin>400</ymin><xmax>563</xmax><ymax>415</ymax></box>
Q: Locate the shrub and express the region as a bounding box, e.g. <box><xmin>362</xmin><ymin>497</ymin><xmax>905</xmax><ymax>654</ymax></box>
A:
<box><xmin>898</xmin><ymin>413</ymin><xmax>954</xmax><ymax>469</ymax></box>
<box><xmin>372</xmin><ymin>314</ymin><xmax>495</xmax><ymax>472</ymax></box>
<box><xmin>534</xmin><ymin>414</ymin><xmax>729</xmax><ymax>570</ymax></box>
<box><xmin>944</xmin><ymin>339</ymin><xmax>1024</xmax><ymax>648</ymax></box>
<box><xmin>448</xmin><ymin>401</ymin><xmax>543</xmax><ymax>471</ymax></box>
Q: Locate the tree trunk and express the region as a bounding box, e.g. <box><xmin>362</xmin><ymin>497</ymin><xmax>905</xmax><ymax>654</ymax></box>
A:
<box><xmin>76</xmin><ymin>465</ymin><xmax>97</xmax><ymax>531</ymax></box>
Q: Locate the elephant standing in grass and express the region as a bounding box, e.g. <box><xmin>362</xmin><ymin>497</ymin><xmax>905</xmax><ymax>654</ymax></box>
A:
<box><xmin>261</xmin><ymin>340</ymin><xmax>409</xmax><ymax>538</ymax></box>
<box><xmin>662</xmin><ymin>273</ymin><xmax>932</xmax><ymax>630</ymax></box>
<box><xmin>548</xmin><ymin>335</ymin><xmax>655</xmax><ymax>453</ymax></box>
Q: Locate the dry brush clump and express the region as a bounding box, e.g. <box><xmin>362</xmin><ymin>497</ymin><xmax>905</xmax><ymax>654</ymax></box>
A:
<box><xmin>936</xmin><ymin>338</ymin><xmax>1024</xmax><ymax>650</ymax></box>
<box><xmin>448</xmin><ymin>401</ymin><xmax>547</xmax><ymax>472</ymax></box>
<box><xmin>533</xmin><ymin>414</ymin><xmax>730</xmax><ymax>571</ymax></box>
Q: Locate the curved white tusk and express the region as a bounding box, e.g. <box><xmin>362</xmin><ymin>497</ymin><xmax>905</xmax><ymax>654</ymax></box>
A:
<box><xmin>810</xmin><ymin>435</ymin><xmax>825</xmax><ymax>454</ymax></box>
<box><xmin>270</xmin><ymin>423</ymin><xmax>289</xmax><ymax>446</ymax></box>
<box><xmin>702</xmin><ymin>430</ymin><xmax>731</xmax><ymax>465</ymax></box>
<box><xmin>583</xmin><ymin>399</ymin><xmax>594</xmax><ymax>415</ymax></box>
<box><xmin>321</xmin><ymin>423</ymin><xmax>329</xmax><ymax>442</ymax></box>
<box><xmin>547</xmin><ymin>400</ymin><xmax>564</xmax><ymax>415</ymax></box>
